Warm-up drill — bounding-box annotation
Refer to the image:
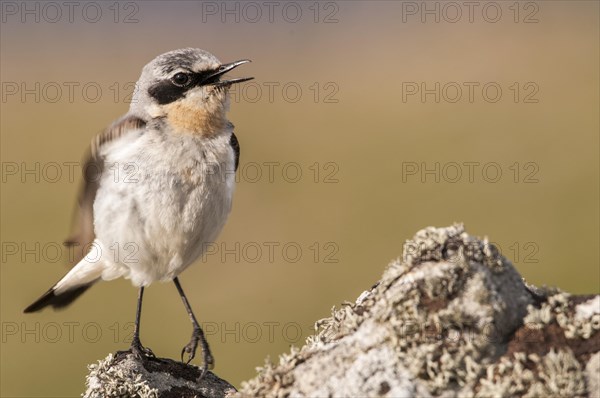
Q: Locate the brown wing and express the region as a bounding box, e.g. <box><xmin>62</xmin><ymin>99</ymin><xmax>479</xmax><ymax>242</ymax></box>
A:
<box><xmin>64</xmin><ymin>115</ymin><xmax>146</xmax><ymax>265</ymax></box>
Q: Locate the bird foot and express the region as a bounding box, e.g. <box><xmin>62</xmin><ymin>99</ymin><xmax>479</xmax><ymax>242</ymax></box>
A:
<box><xmin>129</xmin><ymin>337</ymin><xmax>155</xmax><ymax>361</ymax></box>
<box><xmin>181</xmin><ymin>327</ymin><xmax>214</xmax><ymax>380</ymax></box>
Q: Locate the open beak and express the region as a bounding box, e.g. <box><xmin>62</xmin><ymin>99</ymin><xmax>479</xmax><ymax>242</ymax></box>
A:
<box><xmin>205</xmin><ymin>60</ymin><xmax>253</xmax><ymax>86</ymax></box>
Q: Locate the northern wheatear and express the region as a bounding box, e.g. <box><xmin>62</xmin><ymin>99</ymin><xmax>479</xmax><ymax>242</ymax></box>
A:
<box><xmin>24</xmin><ymin>48</ymin><xmax>252</xmax><ymax>378</ymax></box>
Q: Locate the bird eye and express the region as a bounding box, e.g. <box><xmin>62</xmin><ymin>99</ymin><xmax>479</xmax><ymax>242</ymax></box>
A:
<box><xmin>171</xmin><ymin>72</ymin><xmax>190</xmax><ymax>87</ymax></box>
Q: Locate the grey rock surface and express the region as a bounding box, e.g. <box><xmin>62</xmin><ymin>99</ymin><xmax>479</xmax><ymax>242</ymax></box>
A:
<box><xmin>84</xmin><ymin>351</ymin><xmax>235</xmax><ymax>398</ymax></box>
<box><xmin>236</xmin><ymin>225</ymin><xmax>600</xmax><ymax>397</ymax></box>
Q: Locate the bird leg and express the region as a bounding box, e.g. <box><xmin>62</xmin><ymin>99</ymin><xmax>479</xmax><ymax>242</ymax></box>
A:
<box><xmin>173</xmin><ymin>277</ymin><xmax>214</xmax><ymax>379</ymax></box>
<box><xmin>129</xmin><ymin>287</ymin><xmax>155</xmax><ymax>360</ymax></box>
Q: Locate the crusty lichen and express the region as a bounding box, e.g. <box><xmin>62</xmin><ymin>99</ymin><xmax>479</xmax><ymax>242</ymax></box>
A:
<box><xmin>84</xmin><ymin>353</ymin><xmax>159</xmax><ymax>398</ymax></box>
<box><xmin>237</xmin><ymin>224</ymin><xmax>599</xmax><ymax>397</ymax></box>
<box><xmin>525</xmin><ymin>293</ymin><xmax>600</xmax><ymax>339</ymax></box>
<box><xmin>586</xmin><ymin>352</ymin><xmax>600</xmax><ymax>396</ymax></box>
<box><xmin>477</xmin><ymin>349</ymin><xmax>587</xmax><ymax>397</ymax></box>
<box><xmin>84</xmin><ymin>352</ymin><xmax>236</xmax><ymax>398</ymax></box>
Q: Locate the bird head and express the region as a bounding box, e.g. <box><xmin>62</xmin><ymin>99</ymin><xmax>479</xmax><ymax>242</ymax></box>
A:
<box><xmin>130</xmin><ymin>48</ymin><xmax>252</xmax><ymax>135</ymax></box>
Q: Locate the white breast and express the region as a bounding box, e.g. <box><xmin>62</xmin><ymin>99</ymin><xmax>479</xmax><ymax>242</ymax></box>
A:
<box><xmin>93</xmin><ymin>129</ymin><xmax>236</xmax><ymax>286</ymax></box>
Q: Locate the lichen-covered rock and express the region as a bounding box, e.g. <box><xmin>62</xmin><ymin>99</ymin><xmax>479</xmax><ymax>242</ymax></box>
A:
<box><xmin>84</xmin><ymin>352</ymin><xmax>235</xmax><ymax>398</ymax></box>
<box><xmin>236</xmin><ymin>224</ymin><xmax>600</xmax><ymax>397</ymax></box>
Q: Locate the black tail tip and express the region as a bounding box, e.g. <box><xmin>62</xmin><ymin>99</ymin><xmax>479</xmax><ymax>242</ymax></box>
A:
<box><xmin>24</xmin><ymin>283</ymin><xmax>95</xmax><ymax>313</ymax></box>
<box><xmin>24</xmin><ymin>288</ymin><xmax>56</xmax><ymax>313</ymax></box>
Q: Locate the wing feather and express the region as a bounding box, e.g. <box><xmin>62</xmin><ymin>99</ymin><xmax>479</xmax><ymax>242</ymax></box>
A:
<box><xmin>64</xmin><ymin>115</ymin><xmax>146</xmax><ymax>264</ymax></box>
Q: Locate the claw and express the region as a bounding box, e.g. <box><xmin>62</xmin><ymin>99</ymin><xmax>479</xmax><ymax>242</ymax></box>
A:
<box><xmin>181</xmin><ymin>327</ymin><xmax>214</xmax><ymax>381</ymax></box>
<box><xmin>181</xmin><ymin>332</ymin><xmax>200</xmax><ymax>364</ymax></box>
<box><xmin>181</xmin><ymin>342</ymin><xmax>196</xmax><ymax>364</ymax></box>
<box><xmin>129</xmin><ymin>337</ymin><xmax>155</xmax><ymax>361</ymax></box>
<box><xmin>198</xmin><ymin>349</ymin><xmax>214</xmax><ymax>381</ymax></box>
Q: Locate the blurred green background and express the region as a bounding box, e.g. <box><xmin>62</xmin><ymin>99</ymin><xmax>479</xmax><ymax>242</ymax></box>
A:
<box><xmin>1</xmin><ymin>1</ymin><xmax>598</xmax><ymax>396</ymax></box>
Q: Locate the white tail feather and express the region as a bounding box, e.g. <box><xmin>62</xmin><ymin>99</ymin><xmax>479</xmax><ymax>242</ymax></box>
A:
<box><xmin>54</xmin><ymin>244</ymin><xmax>105</xmax><ymax>294</ymax></box>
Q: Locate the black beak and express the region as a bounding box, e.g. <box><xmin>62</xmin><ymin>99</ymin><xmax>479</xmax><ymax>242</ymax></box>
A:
<box><xmin>205</xmin><ymin>60</ymin><xmax>253</xmax><ymax>86</ymax></box>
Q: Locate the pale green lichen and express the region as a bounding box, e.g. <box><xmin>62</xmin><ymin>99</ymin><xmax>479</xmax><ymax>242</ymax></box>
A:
<box><xmin>84</xmin><ymin>354</ymin><xmax>159</xmax><ymax>398</ymax></box>
<box><xmin>478</xmin><ymin>349</ymin><xmax>586</xmax><ymax>397</ymax></box>
<box><xmin>525</xmin><ymin>293</ymin><xmax>600</xmax><ymax>339</ymax></box>
<box><xmin>84</xmin><ymin>352</ymin><xmax>235</xmax><ymax>398</ymax></box>
<box><xmin>237</xmin><ymin>225</ymin><xmax>599</xmax><ymax>397</ymax></box>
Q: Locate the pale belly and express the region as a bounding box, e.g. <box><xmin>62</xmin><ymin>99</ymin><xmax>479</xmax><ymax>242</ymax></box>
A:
<box><xmin>92</xmin><ymin>132</ymin><xmax>235</xmax><ymax>286</ymax></box>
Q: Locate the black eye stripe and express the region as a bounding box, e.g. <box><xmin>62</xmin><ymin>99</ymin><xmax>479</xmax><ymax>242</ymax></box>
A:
<box><xmin>191</xmin><ymin>70</ymin><xmax>214</xmax><ymax>84</ymax></box>
<box><xmin>147</xmin><ymin>70</ymin><xmax>219</xmax><ymax>105</ymax></box>
<box><xmin>148</xmin><ymin>80</ymin><xmax>188</xmax><ymax>105</ymax></box>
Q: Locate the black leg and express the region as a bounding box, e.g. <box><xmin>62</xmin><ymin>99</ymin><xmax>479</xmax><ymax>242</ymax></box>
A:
<box><xmin>174</xmin><ymin>277</ymin><xmax>214</xmax><ymax>379</ymax></box>
<box><xmin>129</xmin><ymin>287</ymin><xmax>154</xmax><ymax>359</ymax></box>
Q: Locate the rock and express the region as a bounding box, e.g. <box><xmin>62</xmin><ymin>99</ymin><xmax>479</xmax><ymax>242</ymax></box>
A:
<box><xmin>236</xmin><ymin>224</ymin><xmax>600</xmax><ymax>397</ymax></box>
<box><xmin>83</xmin><ymin>351</ymin><xmax>236</xmax><ymax>398</ymax></box>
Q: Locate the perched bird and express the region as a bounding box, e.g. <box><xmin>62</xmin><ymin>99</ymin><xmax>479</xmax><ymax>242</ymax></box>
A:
<box><xmin>24</xmin><ymin>48</ymin><xmax>252</xmax><ymax>378</ymax></box>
